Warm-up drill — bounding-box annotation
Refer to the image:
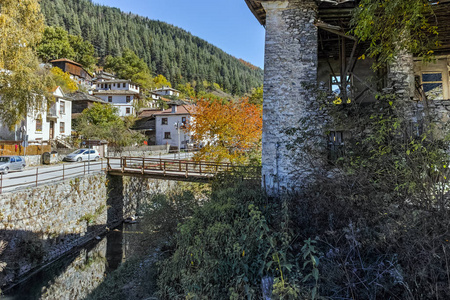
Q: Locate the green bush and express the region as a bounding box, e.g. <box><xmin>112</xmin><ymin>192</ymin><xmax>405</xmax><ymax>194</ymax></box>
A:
<box><xmin>284</xmin><ymin>90</ymin><xmax>450</xmax><ymax>299</ymax></box>
<box><xmin>156</xmin><ymin>176</ymin><xmax>302</xmax><ymax>299</ymax></box>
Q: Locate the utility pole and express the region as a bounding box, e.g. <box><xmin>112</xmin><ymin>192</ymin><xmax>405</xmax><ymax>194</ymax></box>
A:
<box><xmin>174</xmin><ymin>122</ymin><xmax>181</xmax><ymax>159</ymax></box>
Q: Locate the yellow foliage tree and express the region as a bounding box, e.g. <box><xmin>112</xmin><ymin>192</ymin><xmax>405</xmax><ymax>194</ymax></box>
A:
<box><xmin>186</xmin><ymin>98</ymin><xmax>262</xmax><ymax>164</ymax></box>
<box><xmin>50</xmin><ymin>67</ymin><xmax>78</xmax><ymax>93</ymax></box>
<box><xmin>0</xmin><ymin>0</ymin><xmax>53</xmax><ymax>127</ymax></box>
<box><xmin>153</xmin><ymin>74</ymin><xmax>172</xmax><ymax>88</ymax></box>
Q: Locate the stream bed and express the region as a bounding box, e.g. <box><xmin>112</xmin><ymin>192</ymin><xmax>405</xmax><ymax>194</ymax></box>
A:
<box><xmin>2</xmin><ymin>222</ymin><xmax>148</xmax><ymax>300</ymax></box>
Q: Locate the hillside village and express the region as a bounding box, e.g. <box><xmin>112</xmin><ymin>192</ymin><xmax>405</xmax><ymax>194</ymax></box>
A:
<box><xmin>0</xmin><ymin>0</ymin><xmax>264</xmax><ymax>160</ymax></box>
<box><xmin>0</xmin><ymin>57</ymin><xmax>200</xmax><ymax>157</ymax></box>
<box><xmin>4</xmin><ymin>0</ymin><xmax>450</xmax><ymax>299</ymax></box>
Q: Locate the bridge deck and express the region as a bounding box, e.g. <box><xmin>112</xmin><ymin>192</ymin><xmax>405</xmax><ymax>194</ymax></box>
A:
<box><xmin>106</xmin><ymin>157</ymin><xmax>260</xmax><ymax>182</ymax></box>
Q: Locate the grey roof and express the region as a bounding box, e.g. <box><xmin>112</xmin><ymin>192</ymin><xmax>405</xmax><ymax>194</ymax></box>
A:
<box><xmin>153</xmin><ymin>86</ymin><xmax>181</xmax><ymax>93</ymax></box>
<box><xmin>94</xmin><ymin>79</ymin><xmax>134</xmax><ymax>84</ymax></box>
<box><xmin>93</xmin><ymin>90</ymin><xmax>140</xmax><ymax>96</ymax></box>
<box><xmin>67</xmin><ymin>91</ymin><xmax>106</xmax><ymax>103</ymax></box>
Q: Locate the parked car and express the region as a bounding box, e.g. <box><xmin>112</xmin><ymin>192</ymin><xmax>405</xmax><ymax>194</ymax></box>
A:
<box><xmin>0</xmin><ymin>156</ymin><xmax>26</xmax><ymax>174</ymax></box>
<box><xmin>63</xmin><ymin>149</ymin><xmax>100</xmax><ymax>162</ymax></box>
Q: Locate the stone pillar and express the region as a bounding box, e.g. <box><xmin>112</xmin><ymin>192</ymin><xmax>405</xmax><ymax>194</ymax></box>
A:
<box><xmin>261</xmin><ymin>0</ymin><xmax>319</xmax><ymax>196</ymax></box>
<box><xmin>106</xmin><ymin>174</ymin><xmax>124</xmax><ymax>226</ymax></box>
<box><xmin>387</xmin><ymin>50</ymin><xmax>416</xmax><ymax>120</ymax></box>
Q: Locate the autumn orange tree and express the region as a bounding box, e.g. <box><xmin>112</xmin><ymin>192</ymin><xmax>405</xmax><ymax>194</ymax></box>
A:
<box><xmin>186</xmin><ymin>98</ymin><xmax>262</xmax><ymax>164</ymax></box>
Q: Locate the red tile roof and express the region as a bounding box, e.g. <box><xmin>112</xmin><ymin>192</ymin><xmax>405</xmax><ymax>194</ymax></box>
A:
<box><xmin>152</xmin><ymin>105</ymin><xmax>194</xmax><ymax>116</ymax></box>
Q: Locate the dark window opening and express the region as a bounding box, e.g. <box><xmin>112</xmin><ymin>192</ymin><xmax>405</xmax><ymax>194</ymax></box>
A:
<box><xmin>422</xmin><ymin>72</ymin><xmax>443</xmax><ymax>100</ymax></box>
<box><xmin>330</xmin><ymin>75</ymin><xmax>352</xmax><ymax>99</ymax></box>
<box><xmin>328</xmin><ymin>131</ymin><xmax>345</xmax><ymax>161</ymax></box>
<box><xmin>36</xmin><ymin>118</ymin><xmax>42</xmax><ymax>132</ymax></box>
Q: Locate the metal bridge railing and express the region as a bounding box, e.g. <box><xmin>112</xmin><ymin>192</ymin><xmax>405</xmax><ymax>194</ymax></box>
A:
<box><xmin>0</xmin><ymin>160</ymin><xmax>106</xmax><ymax>194</ymax></box>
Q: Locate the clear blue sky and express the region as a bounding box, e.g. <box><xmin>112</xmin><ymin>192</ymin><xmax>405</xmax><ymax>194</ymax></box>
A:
<box><xmin>92</xmin><ymin>0</ymin><xmax>266</xmax><ymax>69</ymax></box>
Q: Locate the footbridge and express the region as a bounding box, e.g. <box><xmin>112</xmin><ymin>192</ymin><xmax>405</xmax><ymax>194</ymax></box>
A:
<box><xmin>106</xmin><ymin>157</ymin><xmax>261</xmax><ymax>182</ymax></box>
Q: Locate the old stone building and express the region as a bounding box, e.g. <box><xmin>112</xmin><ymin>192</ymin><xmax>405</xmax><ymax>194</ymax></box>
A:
<box><xmin>245</xmin><ymin>0</ymin><xmax>450</xmax><ymax>196</ymax></box>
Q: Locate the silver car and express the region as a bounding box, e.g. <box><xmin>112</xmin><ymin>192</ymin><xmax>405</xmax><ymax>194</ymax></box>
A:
<box><xmin>64</xmin><ymin>149</ymin><xmax>100</xmax><ymax>162</ymax></box>
<box><xmin>0</xmin><ymin>156</ymin><xmax>26</xmax><ymax>174</ymax></box>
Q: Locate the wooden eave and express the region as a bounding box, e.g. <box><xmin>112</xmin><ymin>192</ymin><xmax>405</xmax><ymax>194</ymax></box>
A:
<box><xmin>433</xmin><ymin>1</ymin><xmax>450</xmax><ymax>54</ymax></box>
<box><xmin>244</xmin><ymin>0</ymin><xmax>266</xmax><ymax>26</ymax></box>
<box><xmin>245</xmin><ymin>0</ymin><xmax>356</xmax><ymax>26</ymax></box>
<box><xmin>246</xmin><ymin>0</ymin><xmax>450</xmax><ymax>56</ymax></box>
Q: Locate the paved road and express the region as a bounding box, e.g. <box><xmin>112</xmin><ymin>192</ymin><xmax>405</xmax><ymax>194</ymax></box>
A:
<box><xmin>0</xmin><ymin>152</ymin><xmax>194</xmax><ymax>194</ymax></box>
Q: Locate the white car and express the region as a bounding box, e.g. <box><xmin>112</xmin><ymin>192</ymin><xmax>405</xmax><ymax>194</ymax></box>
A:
<box><xmin>0</xmin><ymin>156</ymin><xmax>26</xmax><ymax>174</ymax></box>
<box><xmin>64</xmin><ymin>149</ymin><xmax>100</xmax><ymax>162</ymax></box>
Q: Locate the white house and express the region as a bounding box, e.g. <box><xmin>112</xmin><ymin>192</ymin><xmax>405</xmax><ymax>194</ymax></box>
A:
<box><xmin>0</xmin><ymin>86</ymin><xmax>72</xmax><ymax>144</ymax></box>
<box><xmin>154</xmin><ymin>105</ymin><xmax>193</xmax><ymax>149</ymax></box>
<box><xmin>93</xmin><ymin>79</ymin><xmax>140</xmax><ymax>117</ymax></box>
<box><xmin>145</xmin><ymin>91</ymin><xmax>162</xmax><ymax>109</ymax></box>
<box><xmin>153</xmin><ymin>86</ymin><xmax>181</xmax><ymax>98</ymax></box>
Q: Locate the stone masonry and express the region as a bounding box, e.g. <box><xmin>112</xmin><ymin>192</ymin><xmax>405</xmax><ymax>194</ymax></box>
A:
<box><xmin>0</xmin><ymin>174</ymin><xmax>176</xmax><ymax>288</ymax></box>
<box><xmin>262</xmin><ymin>0</ymin><xmax>319</xmax><ymax>195</ymax></box>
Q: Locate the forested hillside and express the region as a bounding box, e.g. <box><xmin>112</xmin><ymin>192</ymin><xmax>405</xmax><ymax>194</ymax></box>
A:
<box><xmin>39</xmin><ymin>0</ymin><xmax>263</xmax><ymax>95</ymax></box>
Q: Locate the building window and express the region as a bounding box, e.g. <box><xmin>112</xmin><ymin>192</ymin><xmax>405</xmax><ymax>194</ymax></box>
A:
<box><xmin>126</xmin><ymin>107</ymin><xmax>131</xmax><ymax>114</ymax></box>
<box><xmin>164</xmin><ymin>132</ymin><xmax>171</xmax><ymax>139</ymax></box>
<box><xmin>60</xmin><ymin>122</ymin><xmax>65</xmax><ymax>134</ymax></box>
<box><xmin>422</xmin><ymin>72</ymin><xmax>443</xmax><ymax>100</ymax></box>
<box><xmin>182</xmin><ymin>117</ymin><xmax>186</xmax><ymax>125</ymax></box>
<box><xmin>328</xmin><ymin>131</ymin><xmax>344</xmax><ymax>161</ymax></box>
<box><xmin>330</xmin><ymin>75</ymin><xmax>352</xmax><ymax>97</ymax></box>
<box><xmin>162</xmin><ymin>118</ymin><xmax>168</xmax><ymax>125</ymax></box>
<box><xmin>60</xmin><ymin>101</ymin><xmax>65</xmax><ymax>115</ymax></box>
<box><xmin>123</xmin><ymin>83</ymin><xmax>126</xmax><ymax>88</ymax></box>
<box><xmin>126</xmin><ymin>96</ymin><xmax>131</xmax><ymax>103</ymax></box>
<box><xmin>108</xmin><ymin>96</ymin><xmax>112</xmax><ymax>102</ymax></box>
<box><xmin>36</xmin><ymin>118</ymin><xmax>42</xmax><ymax>132</ymax></box>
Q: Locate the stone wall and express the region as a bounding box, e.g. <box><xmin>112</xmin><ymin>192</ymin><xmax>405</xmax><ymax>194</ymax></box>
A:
<box><xmin>24</xmin><ymin>155</ymin><xmax>42</xmax><ymax>167</ymax></box>
<box><xmin>40</xmin><ymin>241</ymin><xmax>107</xmax><ymax>300</ymax></box>
<box><xmin>0</xmin><ymin>174</ymin><xmax>109</xmax><ymax>286</ymax></box>
<box><xmin>107</xmin><ymin>145</ymin><xmax>169</xmax><ymax>158</ymax></box>
<box><xmin>261</xmin><ymin>0</ymin><xmax>322</xmax><ymax>196</ymax></box>
<box><xmin>0</xmin><ymin>173</ymin><xmax>176</xmax><ymax>288</ymax></box>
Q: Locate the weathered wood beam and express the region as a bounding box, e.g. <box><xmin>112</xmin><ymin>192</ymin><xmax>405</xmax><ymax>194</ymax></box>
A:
<box><xmin>315</xmin><ymin>21</ymin><xmax>357</xmax><ymax>41</ymax></box>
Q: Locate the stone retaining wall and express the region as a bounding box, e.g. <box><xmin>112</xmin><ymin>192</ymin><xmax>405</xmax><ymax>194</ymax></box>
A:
<box><xmin>107</xmin><ymin>145</ymin><xmax>169</xmax><ymax>158</ymax></box>
<box><xmin>0</xmin><ymin>173</ymin><xmax>175</xmax><ymax>288</ymax></box>
<box><xmin>24</xmin><ymin>155</ymin><xmax>42</xmax><ymax>167</ymax></box>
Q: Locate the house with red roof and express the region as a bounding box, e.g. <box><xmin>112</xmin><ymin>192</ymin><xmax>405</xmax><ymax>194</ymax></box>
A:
<box><xmin>153</xmin><ymin>104</ymin><xmax>194</xmax><ymax>149</ymax></box>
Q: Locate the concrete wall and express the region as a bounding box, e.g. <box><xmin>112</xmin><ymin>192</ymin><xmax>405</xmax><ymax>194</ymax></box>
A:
<box><xmin>0</xmin><ymin>174</ymin><xmax>175</xmax><ymax>287</ymax></box>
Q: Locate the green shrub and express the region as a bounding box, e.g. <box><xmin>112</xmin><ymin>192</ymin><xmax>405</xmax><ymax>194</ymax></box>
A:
<box><xmin>156</xmin><ymin>176</ymin><xmax>301</xmax><ymax>299</ymax></box>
